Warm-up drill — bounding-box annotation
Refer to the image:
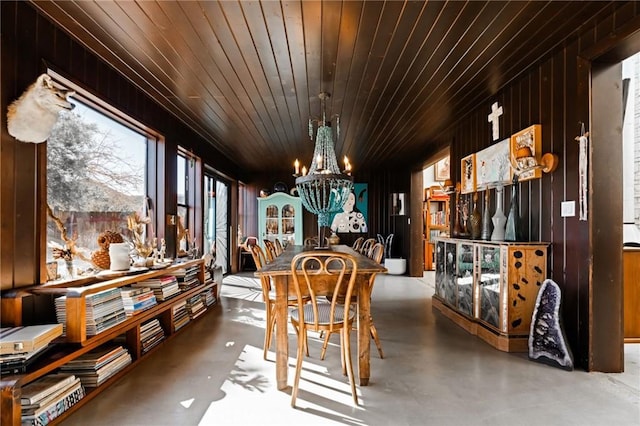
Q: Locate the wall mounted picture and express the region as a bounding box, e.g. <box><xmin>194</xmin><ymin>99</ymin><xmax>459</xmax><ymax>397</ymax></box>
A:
<box><xmin>330</xmin><ymin>183</ymin><xmax>368</xmax><ymax>233</ymax></box>
<box><xmin>510</xmin><ymin>124</ymin><xmax>542</xmax><ymax>182</ymax></box>
<box><xmin>475</xmin><ymin>138</ymin><xmax>511</xmax><ymax>189</ymax></box>
<box><xmin>434</xmin><ymin>156</ymin><xmax>450</xmax><ymax>181</ymax></box>
<box><xmin>391</xmin><ymin>193</ymin><xmax>406</xmax><ymax>215</ymax></box>
<box><xmin>460</xmin><ymin>154</ymin><xmax>476</xmax><ymax>194</ymax></box>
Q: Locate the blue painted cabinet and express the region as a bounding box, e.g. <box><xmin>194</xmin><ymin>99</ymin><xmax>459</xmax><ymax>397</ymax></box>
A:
<box><xmin>257</xmin><ymin>193</ymin><xmax>303</xmax><ymax>248</ymax></box>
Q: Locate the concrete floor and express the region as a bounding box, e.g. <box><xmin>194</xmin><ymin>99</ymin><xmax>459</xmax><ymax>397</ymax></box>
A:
<box><xmin>63</xmin><ymin>272</ymin><xmax>639</xmax><ymax>426</ymax></box>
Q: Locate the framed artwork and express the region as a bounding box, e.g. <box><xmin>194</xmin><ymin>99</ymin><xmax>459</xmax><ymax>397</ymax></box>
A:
<box><xmin>511</xmin><ymin>124</ymin><xmax>542</xmax><ymax>182</ymax></box>
<box><xmin>434</xmin><ymin>156</ymin><xmax>450</xmax><ymax>181</ymax></box>
<box><xmin>460</xmin><ymin>154</ymin><xmax>476</xmax><ymax>194</ymax></box>
<box><xmin>391</xmin><ymin>193</ymin><xmax>406</xmax><ymax>216</ymax></box>
<box><xmin>330</xmin><ymin>183</ymin><xmax>368</xmax><ymax>233</ymax></box>
<box><xmin>475</xmin><ymin>138</ymin><xmax>511</xmax><ymax>189</ymax></box>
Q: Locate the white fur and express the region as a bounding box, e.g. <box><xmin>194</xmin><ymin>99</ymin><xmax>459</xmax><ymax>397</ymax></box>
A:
<box><xmin>6</xmin><ymin>74</ymin><xmax>75</xmax><ymax>143</ymax></box>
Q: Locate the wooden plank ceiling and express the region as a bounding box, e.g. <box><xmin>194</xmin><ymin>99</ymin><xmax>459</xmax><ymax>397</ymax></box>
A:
<box><xmin>30</xmin><ymin>0</ymin><xmax>615</xmax><ymax>174</ymax></box>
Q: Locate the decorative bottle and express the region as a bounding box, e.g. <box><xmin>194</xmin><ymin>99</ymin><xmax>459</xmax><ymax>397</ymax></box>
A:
<box><xmin>470</xmin><ymin>192</ymin><xmax>482</xmax><ymax>240</ymax></box>
<box><xmin>490</xmin><ymin>185</ymin><xmax>507</xmax><ymax>241</ymax></box>
<box><xmin>451</xmin><ymin>188</ymin><xmax>462</xmax><ymax>238</ymax></box>
<box><xmin>505</xmin><ymin>175</ymin><xmax>521</xmax><ymax>242</ymax></box>
<box><xmin>481</xmin><ymin>189</ymin><xmax>493</xmax><ymax>240</ymax></box>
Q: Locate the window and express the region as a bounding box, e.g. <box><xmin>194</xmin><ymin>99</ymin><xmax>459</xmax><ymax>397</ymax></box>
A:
<box><xmin>177</xmin><ymin>149</ymin><xmax>198</xmax><ymax>256</ymax></box>
<box><xmin>204</xmin><ymin>173</ymin><xmax>230</xmax><ymax>273</ymax></box>
<box><xmin>46</xmin><ymin>73</ymin><xmax>153</xmax><ymax>280</ymax></box>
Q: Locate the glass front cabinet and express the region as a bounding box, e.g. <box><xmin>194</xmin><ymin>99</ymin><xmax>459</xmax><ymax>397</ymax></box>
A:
<box><xmin>257</xmin><ymin>193</ymin><xmax>303</xmax><ymax>248</ymax></box>
<box><xmin>434</xmin><ymin>238</ymin><xmax>549</xmax><ymax>352</ymax></box>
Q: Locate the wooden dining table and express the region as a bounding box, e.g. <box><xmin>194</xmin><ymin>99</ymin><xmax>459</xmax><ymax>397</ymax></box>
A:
<box><xmin>255</xmin><ymin>244</ymin><xmax>387</xmax><ymax>390</ymax></box>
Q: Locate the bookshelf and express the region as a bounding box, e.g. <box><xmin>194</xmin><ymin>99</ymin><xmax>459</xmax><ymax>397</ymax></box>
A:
<box><xmin>423</xmin><ymin>186</ymin><xmax>450</xmax><ymax>270</ymax></box>
<box><xmin>0</xmin><ymin>259</ymin><xmax>218</xmax><ymax>426</ymax></box>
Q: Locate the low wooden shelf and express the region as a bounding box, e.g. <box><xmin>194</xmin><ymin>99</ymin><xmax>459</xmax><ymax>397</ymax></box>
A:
<box><xmin>1</xmin><ymin>259</ymin><xmax>219</xmax><ymax>426</ymax></box>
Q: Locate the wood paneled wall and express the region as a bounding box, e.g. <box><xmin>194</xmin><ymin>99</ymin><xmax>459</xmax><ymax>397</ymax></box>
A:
<box><xmin>442</xmin><ymin>6</ymin><xmax>640</xmax><ymax>370</ymax></box>
<box><xmin>1</xmin><ymin>2</ymin><xmax>238</xmax><ymax>289</ymax></box>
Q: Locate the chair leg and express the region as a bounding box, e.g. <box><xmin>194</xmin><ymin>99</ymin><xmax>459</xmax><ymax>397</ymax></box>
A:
<box><xmin>320</xmin><ymin>329</ymin><xmax>333</xmax><ymax>360</ymax></box>
<box><xmin>342</xmin><ymin>327</ymin><xmax>358</xmax><ymax>405</ymax></box>
<box><xmin>264</xmin><ymin>305</ymin><xmax>277</xmax><ymax>360</ymax></box>
<box><xmin>370</xmin><ymin>319</ymin><xmax>384</xmax><ymax>359</ymax></box>
<box><xmin>339</xmin><ymin>331</ymin><xmax>346</xmax><ymax>376</ymax></box>
<box><xmin>291</xmin><ymin>327</ymin><xmax>306</xmax><ymax>407</ymax></box>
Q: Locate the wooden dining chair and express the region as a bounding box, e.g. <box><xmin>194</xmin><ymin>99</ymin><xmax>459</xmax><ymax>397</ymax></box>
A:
<box><xmin>274</xmin><ymin>238</ymin><xmax>284</xmax><ymax>256</ymax></box>
<box><xmin>263</xmin><ymin>239</ymin><xmax>276</xmax><ymax>262</ymax></box>
<box><xmin>251</xmin><ymin>244</ymin><xmax>310</xmax><ymax>360</ymax></box>
<box><xmin>289</xmin><ymin>251</ymin><xmax>359</xmax><ymax>407</ymax></box>
<box><xmin>360</xmin><ymin>238</ymin><xmax>376</xmax><ymax>256</ymax></box>
<box><xmin>320</xmin><ymin>242</ymin><xmax>385</xmax><ymax>360</ymax></box>
<box><xmin>250</xmin><ymin>245</ymin><xmax>276</xmax><ymax>360</ymax></box>
<box><xmin>351</xmin><ymin>236</ymin><xmax>364</xmax><ymax>252</ymax></box>
<box><xmin>367</xmin><ymin>242</ymin><xmax>385</xmax><ymax>358</ymax></box>
<box><xmin>304</xmin><ymin>236</ymin><xmax>319</xmax><ymax>247</ymax></box>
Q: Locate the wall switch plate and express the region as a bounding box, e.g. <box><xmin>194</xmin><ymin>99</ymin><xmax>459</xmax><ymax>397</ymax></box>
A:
<box><xmin>561</xmin><ymin>201</ymin><xmax>575</xmax><ymax>217</ymax></box>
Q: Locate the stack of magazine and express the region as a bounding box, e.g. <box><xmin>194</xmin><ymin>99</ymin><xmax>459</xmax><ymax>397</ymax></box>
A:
<box><xmin>55</xmin><ymin>288</ymin><xmax>127</xmax><ymax>336</ymax></box>
<box><xmin>0</xmin><ymin>324</ymin><xmax>63</xmax><ymax>374</ymax></box>
<box><xmin>173</xmin><ymin>265</ymin><xmax>201</xmax><ymax>291</ymax></box>
<box><xmin>132</xmin><ymin>275</ymin><xmax>180</xmax><ymax>301</ymax></box>
<box><xmin>59</xmin><ymin>345</ymin><xmax>132</xmax><ymax>388</ymax></box>
<box><xmin>172</xmin><ymin>301</ymin><xmax>190</xmax><ymax>331</ymax></box>
<box><xmin>20</xmin><ymin>373</ymin><xmax>84</xmax><ymax>426</ymax></box>
<box><xmin>120</xmin><ymin>286</ymin><xmax>157</xmax><ymax>316</ymax></box>
<box><xmin>200</xmin><ymin>287</ymin><xmax>216</xmax><ymax>307</ymax></box>
<box><xmin>140</xmin><ymin>319</ymin><xmax>165</xmax><ymax>354</ymax></box>
<box><xmin>186</xmin><ymin>294</ymin><xmax>206</xmax><ymax>320</ymax></box>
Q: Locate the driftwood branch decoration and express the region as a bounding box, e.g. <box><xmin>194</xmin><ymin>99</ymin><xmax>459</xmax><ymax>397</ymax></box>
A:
<box><xmin>46</xmin><ymin>204</ymin><xmax>89</xmax><ymax>262</ymax></box>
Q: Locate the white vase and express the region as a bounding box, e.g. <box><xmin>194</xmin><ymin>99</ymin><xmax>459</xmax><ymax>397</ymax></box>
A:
<box><xmin>491</xmin><ymin>185</ymin><xmax>507</xmax><ymax>241</ymax></box>
<box><xmin>109</xmin><ymin>242</ymin><xmax>130</xmax><ymax>271</ymax></box>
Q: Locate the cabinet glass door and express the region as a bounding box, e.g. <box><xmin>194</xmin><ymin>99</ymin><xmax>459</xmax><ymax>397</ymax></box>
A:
<box><xmin>456</xmin><ymin>243</ymin><xmax>474</xmax><ymax>316</ymax></box>
<box><xmin>435</xmin><ymin>240</ymin><xmax>446</xmax><ymax>298</ymax></box>
<box><xmin>281</xmin><ymin>204</ymin><xmax>296</xmax><ymax>245</ymax></box>
<box><xmin>265</xmin><ymin>204</ymin><xmax>279</xmax><ymax>239</ymax></box>
<box><xmin>443</xmin><ymin>242</ymin><xmax>457</xmax><ymax>307</ymax></box>
<box><xmin>478</xmin><ymin>245</ymin><xmax>501</xmax><ymax>329</ymax></box>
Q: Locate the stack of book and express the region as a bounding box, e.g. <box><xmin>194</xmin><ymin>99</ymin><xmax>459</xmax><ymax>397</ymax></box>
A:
<box><xmin>131</xmin><ymin>275</ymin><xmax>180</xmax><ymax>301</ymax></box>
<box><xmin>55</xmin><ymin>287</ymin><xmax>127</xmax><ymax>337</ymax></box>
<box><xmin>20</xmin><ymin>373</ymin><xmax>84</xmax><ymax>426</ymax></box>
<box><xmin>200</xmin><ymin>287</ymin><xmax>217</xmax><ymax>307</ymax></box>
<box><xmin>120</xmin><ymin>286</ymin><xmax>157</xmax><ymax>316</ymax></box>
<box><xmin>186</xmin><ymin>294</ymin><xmax>206</xmax><ymax>320</ymax></box>
<box><xmin>0</xmin><ymin>324</ymin><xmax>63</xmax><ymax>374</ymax></box>
<box><xmin>173</xmin><ymin>265</ymin><xmax>201</xmax><ymax>291</ymax></box>
<box><xmin>172</xmin><ymin>301</ymin><xmax>191</xmax><ymax>331</ymax></box>
<box><xmin>59</xmin><ymin>345</ymin><xmax>132</xmax><ymax>388</ymax></box>
<box><xmin>140</xmin><ymin>319</ymin><xmax>165</xmax><ymax>354</ymax></box>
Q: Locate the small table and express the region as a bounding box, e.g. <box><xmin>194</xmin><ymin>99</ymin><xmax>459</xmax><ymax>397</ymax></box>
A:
<box><xmin>255</xmin><ymin>244</ymin><xmax>387</xmax><ymax>390</ymax></box>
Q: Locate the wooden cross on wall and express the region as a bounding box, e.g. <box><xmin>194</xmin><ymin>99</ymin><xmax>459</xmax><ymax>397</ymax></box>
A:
<box><xmin>488</xmin><ymin>102</ymin><xmax>503</xmax><ymax>141</ymax></box>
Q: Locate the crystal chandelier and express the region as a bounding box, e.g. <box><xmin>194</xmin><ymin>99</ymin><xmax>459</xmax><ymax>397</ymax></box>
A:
<box><xmin>294</xmin><ymin>93</ymin><xmax>353</xmax><ymax>249</ymax></box>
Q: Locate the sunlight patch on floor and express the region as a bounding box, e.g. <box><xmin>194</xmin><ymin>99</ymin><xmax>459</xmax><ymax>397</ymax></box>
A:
<box><xmin>197</xmin><ymin>345</ymin><xmax>366</xmax><ymax>426</ymax></box>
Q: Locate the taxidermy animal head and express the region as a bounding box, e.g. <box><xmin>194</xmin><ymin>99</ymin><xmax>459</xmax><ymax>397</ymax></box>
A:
<box><xmin>6</xmin><ymin>73</ymin><xmax>75</xmax><ymax>143</ymax></box>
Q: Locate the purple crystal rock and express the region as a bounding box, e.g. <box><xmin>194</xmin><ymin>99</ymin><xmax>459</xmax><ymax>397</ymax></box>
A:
<box><xmin>528</xmin><ymin>279</ymin><xmax>574</xmax><ymax>370</ymax></box>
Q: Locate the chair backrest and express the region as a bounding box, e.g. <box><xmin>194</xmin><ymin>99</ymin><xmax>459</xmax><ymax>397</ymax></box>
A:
<box><xmin>304</xmin><ymin>236</ymin><xmax>319</xmax><ymax>247</ymax></box>
<box><xmin>250</xmin><ymin>245</ymin><xmax>272</xmax><ymax>297</ymax></box>
<box><xmin>360</xmin><ymin>238</ymin><xmax>376</xmax><ymax>255</ymax></box>
<box><xmin>352</xmin><ymin>237</ymin><xmax>365</xmax><ymax>252</ymax></box>
<box><xmin>263</xmin><ymin>240</ymin><xmax>276</xmax><ymax>262</ymax></box>
<box><xmin>368</xmin><ymin>242</ymin><xmax>384</xmax><ymax>264</ymax></box>
<box><xmin>274</xmin><ymin>239</ymin><xmax>284</xmax><ymax>256</ymax></box>
<box><xmin>290</xmin><ymin>251</ymin><xmax>358</xmax><ymax>331</ymax></box>
<box><xmin>250</xmin><ymin>244</ymin><xmax>267</xmax><ymax>270</ymax></box>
